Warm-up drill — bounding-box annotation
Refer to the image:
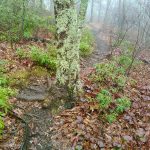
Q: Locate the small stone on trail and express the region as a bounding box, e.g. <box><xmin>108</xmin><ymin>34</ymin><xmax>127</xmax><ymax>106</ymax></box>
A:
<box><xmin>16</xmin><ymin>85</ymin><xmax>48</xmax><ymax>101</ymax></box>
<box><xmin>136</xmin><ymin>128</ymin><xmax>145</xmax><ymax>137</ymax></box>
<box><xmin>98</xmin><ymin>141</ymin><xmax>104</xmax><ymax>148</ymax></box>
<box><xmin>123</xmin><ymin>135</ymin><xmax>133</xmax><ymax>142</ymax></box>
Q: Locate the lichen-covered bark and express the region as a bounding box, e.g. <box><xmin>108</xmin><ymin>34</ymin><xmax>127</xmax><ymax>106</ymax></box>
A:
<box><xmin>54</xmin><ymin>0</ymin><xmax>88</xmax><ymax>99</ymax></box>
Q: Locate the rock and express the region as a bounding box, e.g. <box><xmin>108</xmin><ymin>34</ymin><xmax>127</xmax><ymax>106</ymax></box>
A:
<box><xmin>123</xmin><ymin>115</ymin><xmax>132</xmax><ymax>121</ymax></box>
<box><xmin>123</xmin><ymin>135</ymin><xmax>133</xmax><ymax>142</ymax></box>
<box><xmin>76</xmin><ymin>116</ymin><xmax>83</xmax><ymax>124</ymax></box>
<box><xmin>136</xmin><ymin>128</ymin><xmax>145</xmax><ymax>137</ymax></box>
<box><xmin>113</xmin><ymin>142</ymin><xmax>121</xmax><ymax>148</ymax></box>
<box><xmin>98</xmin><ymin>141</ymin><xmax>104</xmax><ymax>148</ymax></box>
<box><xmin>17</xmin><ymin>85</ymin><xmax>48</xmax><ymax>101</ymax></box>
<box><xmin>132</xmin><ymin>102</ymin><xmax>139</xmax><ymax>109</ymax></box>
<box><xmin>80</xmin><ymin>98</ymin><xmax>87</xmax><ymax>102</ymax></box>
<box><xmin>142</xmin><ymin>95</ymin><xmax>150</xmax><ymax>101</ymax></box>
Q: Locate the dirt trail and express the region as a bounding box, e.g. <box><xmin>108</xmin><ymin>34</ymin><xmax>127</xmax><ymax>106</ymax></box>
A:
<box><xmin>81</xmin><ymin>23</ymin><xmax>111</xmax><ymax>69</ymax></box>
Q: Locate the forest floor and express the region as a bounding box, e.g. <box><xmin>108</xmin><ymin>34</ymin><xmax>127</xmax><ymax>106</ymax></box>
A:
<box><xmin>0</xmin><ymin>23</ymin><xmax>150</xmax><ymax>150</ymax></box>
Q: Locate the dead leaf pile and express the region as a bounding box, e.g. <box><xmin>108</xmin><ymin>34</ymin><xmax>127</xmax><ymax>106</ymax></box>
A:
<box><xmin>51</xmin><ymin>102</ymin><xmax>105</xmax><ymax>150</ymax></box>
<box><xmin>51</xmin><ymin>63</ymin><xmax>150</xmax><ymax>149</ymax></box>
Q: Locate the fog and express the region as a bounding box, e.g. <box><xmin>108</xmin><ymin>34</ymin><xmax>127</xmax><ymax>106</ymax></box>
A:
<box><xmin>44</xmin><ymin>0</ymin><xmax>149</xmax><ymax>49</ymax></box>
<box><xmin>90</xmin><ymin>0</ymin><xmax>150</xmax><ymax>49</ymax></box>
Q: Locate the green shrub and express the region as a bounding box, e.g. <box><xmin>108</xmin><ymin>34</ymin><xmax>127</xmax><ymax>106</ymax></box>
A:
<box><xmin>94</xmin><ymin>61</ymin><xmax>131</xmax><ymax>123</ymax></box>
<box><xmin>80</xmin><ymin>42</ymin><xmax>91</xmax><ymax>55</ymax></box>
<box><xmin>94</xmin><ymin>60</ymin><xmax>131</xmax><ymax>123</ymax></box>
<box><xmin>0</xmin><ymin>87</ymin><xmax>15</xmax><ymax>135</ymax></box>
<box><xmin>117</xmin><ymin>55</ymin><xmax>132</xmax><ymax>70</ymax></box>
<box><xmin>97</xmin><ymin>89</ymin><xmax>112</xmax><ymax>109</ymax></box>
<box><xmin>120</xmin><ymin>40</ymin><xmax>134</xmax><ymax>54</ymax></box>
<box><xmin>0</xmin><ymin>0</ymin><xmax>54</xmax><ymax>43</ymax></box>
<box><xmin>0</xmin><ymin>76</ymin><xmax>8</xmax><ymax>86</ymax></box>
<box><xmin>48</xmin><ymin>24</ymin><xmax>56</xmax><ymax>34</ymax></box>
<box><xmin>80</xmin><ymin>28</ymin><xmax>94</xmax><ymax>56</ymax></box>
<box><xmin>94</xmin><ymin>62</ymin><xmax>126</xmax><ymax>90</ymax></box>
<box><xmin>0</xmin><ymin>63</ymin><xmax>16</xmax><ymax>135</ymax></box>
<box><xmin>29</xmin><ymin>46</ymin><xmax>57</xmax><ymax>71</ymax></box>
<box><xmin>96</xmin><ymin>89</ymin><xmax>131</xmax><ymax>123</ymax></box>
<box><xmin>92</xmin><ymin>42</ymin><xmax>134</xmax><ymax>123</ymax></box>
<box><xmin>106</xmin><ymin>113</ymin><xmax>117</xmax><ymax>123</ymax></box>
<box><xmin>115</xmin><ymin>75</ymin><xmax>126</xmax><ymax>88</ymax></box>
<box><xmin>112</xmin><ymin>40</ymin><xmax>142</xmax><ymax>72</ymax></box>
<box><xmin>115</xmin><ymin>97</ymin><xmax>131</xmax><ymax>114</ymax></box>
<box><xmin>16</xmin><ymin>48</ymin><xmax>28</xmax><ymax>58</ymax></box>
<box><xmin>16</xmin><ymin>46</ymin><xmax>57</xmax><ymax>71</ymax></box>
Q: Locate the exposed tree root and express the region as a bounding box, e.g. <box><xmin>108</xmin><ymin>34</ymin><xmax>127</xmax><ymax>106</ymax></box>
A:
<box><xmin>10</xmin><ymin>111</ymin><xmax>30</xmax><ymax>150</ymax></box>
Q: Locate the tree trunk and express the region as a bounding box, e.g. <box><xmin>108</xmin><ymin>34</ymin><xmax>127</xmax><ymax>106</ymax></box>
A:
<box><xmin>54</xmin><ymin>0</ymin><xmax>88</xmax><ymax>99</ymax></box>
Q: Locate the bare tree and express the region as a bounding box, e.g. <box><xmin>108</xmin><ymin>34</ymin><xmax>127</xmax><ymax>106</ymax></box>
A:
<box><xmin>90</xmin><ymin>0</ymin><xmax>94</xmax><ymax>22</ymax></box>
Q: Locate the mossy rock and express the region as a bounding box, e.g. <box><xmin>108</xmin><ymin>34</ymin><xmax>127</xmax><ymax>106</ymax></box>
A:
<box><xmin>30</xmin><ymin>66</ymin><xmax>50</xmax><ymax>77</ymax></box>
<box><xmin>8</xmin><ymin>69</ymin><xmax>30</xmax><ymax>87</ymax></box>
<box><xmin>8</xmin><ymin>66</ymin><xmax>51</xmax><ymax>88</ymax></box>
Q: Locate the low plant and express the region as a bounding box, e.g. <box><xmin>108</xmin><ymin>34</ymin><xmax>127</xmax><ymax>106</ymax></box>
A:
<box><xmin>90</xmin><ymin>40</ymin><xmax>136</xmax><ymax>123</ymax></box>
<box><xmin>116</xmin><ymin>55</ymin><xmax>132</xmax><ymax>70</ymax></box>
<box><xmin>8</xmin><ymin>70</ymin><xmax>30</xmax><ymax>87</ymax></box>
<box><xmin>93</xmin><ymin>61</ymin><xmax>131</xmax><ymax>123</ymax></box>
<box><xmin>115</xmin><ymin>75</ymin><xmax>126</xmax><ymax>88</ymax></box>
<box><xmin>29</xmin><ymin>46</ymin><xmax>57</xmax><ymax>71</ymax></box>
<box><xmin>94</xmin><ymin>62</ymin><xmax>116</xmax><ymax>82</ymax></box>
<box><xmin>16</xmin><ymin>46</ymin><xmax>57</xmax><ymax>71</ymax></box>
<box><xmin>97</xmin><ymin>89</ymin><xmax>112</xmax><ymax>109</ymax></box>
<box><xmin>80</xmin><ymin>28</ymin><xmax>94</xmax><ymax>56</ymax></box>
<box><xmin>0</xmin><ymin>86</ymin><xmax>16</xmax><ymax>135</ymax></box>
<box><xmin>16</xmin><ymin>48</ymin><xmax>28</xmax><ymax>59</ymax></box>
<box><xmin>47</xmin><ymin>44</ymin><xmax>57</xmax><ymax>57</ymax></box>
<box><xmin>94</xmin><ymin>62</ymin><xmax>126</xmax><ymax>90</ymax></box>
<box><xmin>106</xmin><ymin>112</ymin><xmax>117</xmax><ymax>123</ymax></box>
<box><xmin>0</xmin><ymin>62</ymin><xmax>16</xmax><ymax>136</ymax></box>
<box><xmin>115</xmin><ymin>97</ymin><xmax>131</xmax><ymax>114</ymax></box>
<box><xmin>97</xmin><ymin>89</ymin><xmax>131</xmax><ymax>123</ymax></box>
<box><xmin>120</xmin><ymin>40</ymin><xmax>134</xmax><ymax>54</ymax></box>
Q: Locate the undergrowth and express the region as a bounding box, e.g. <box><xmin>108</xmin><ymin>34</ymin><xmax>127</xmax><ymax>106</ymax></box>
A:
<box><xmin>17</xmin><ymin>28</ymin><xmax>94</xmax><ymax>69</ymax></box>
<box><xmin>80</xmin><ymin>28</ymin><xmax>94</xmax><ymax>56</ymax></box>
<box><xmin>16</xmin><ymin>45</ymin><xmax>57</xmax><ymax>71</ymax></box>
<box><xmin>0</xmin><ymin>60</ymin><xmax>15</xmax><ymax>136</ymax></box>
<box><xmin>97</xmin><ymin>89</ymin><xmax>131</xmax><ymax>123</ymax></box>
<box><xmin>94</xmin><ymin>60</ymin><xmax>132</xmax><ymax>123</ymax></box>
<box><xmin>90</xmin><ymin>45</ymin><xmax>139</xmax><ymax>123</ymax></box>
<box><xmin>16</xmin><ymin>28</ymin><xmax>94</xmax><ymax>71</ymax></box>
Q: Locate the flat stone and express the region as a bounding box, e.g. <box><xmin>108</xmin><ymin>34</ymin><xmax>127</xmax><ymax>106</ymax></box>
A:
<box><xmin>113</xmin><ymin>142</ymin><xmax>121</xmax><ymax>148</ymax></box>
<box><xmin>123</xmin><ymin>135</ymin><xmax>133</xmax><ymax>142</ymax></box>
<box><xmin>98</xmin><ymin>141</ymin><xmax>104</xmax><ymax>148</ymax></box>
<box><xmin>136</xmin><ymin>128</ymin><xmax>145</xmax><ymax>137</ymax></box>
<box><xmin>17</xmin><ymin>85</ymin><xmax>48</xmax><ymax>101</ymax></box>
<box><xmin>76</xmin><ymin>116</ymin><xmax>83</xmax><ymax>124</ymax></box>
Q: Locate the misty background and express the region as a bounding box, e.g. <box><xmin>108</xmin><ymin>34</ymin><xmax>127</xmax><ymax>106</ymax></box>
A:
<box><xmin>43</xmin><ymin>0</ymin><xmax>150</xmax><ymax>51</ymax></box>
